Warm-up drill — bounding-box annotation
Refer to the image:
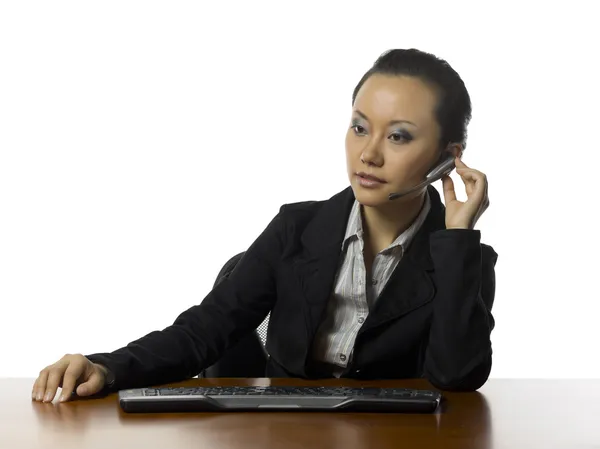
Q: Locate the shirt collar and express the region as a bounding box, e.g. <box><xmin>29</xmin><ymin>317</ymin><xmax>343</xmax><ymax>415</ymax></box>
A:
<box><xmin>342</xmin><ymin>190</ymin><xmax>432</xmax><ymax>253</ymax></box>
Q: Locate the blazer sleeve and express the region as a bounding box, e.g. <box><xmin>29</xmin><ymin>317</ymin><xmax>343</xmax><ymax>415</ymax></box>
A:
<box><xmin>423</xmin><ymin>228</ymin><xmax>498</xmax><ymax>391</ymax></box>
<box><xmin>85</xmin><ymin>207</ymin><xmax>287</xmax><ymax>391</ymax></box>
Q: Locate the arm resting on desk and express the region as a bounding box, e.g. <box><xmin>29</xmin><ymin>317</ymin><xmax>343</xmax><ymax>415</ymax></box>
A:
<box><xmin>423</xmin><ymin>229</ymin><xmax>498</xmax><ymax>392</ymax></box>
<box><xmin>86</xmin><ymin>210</ymin><xmax>285</xmax><ymax>392</ymax></box>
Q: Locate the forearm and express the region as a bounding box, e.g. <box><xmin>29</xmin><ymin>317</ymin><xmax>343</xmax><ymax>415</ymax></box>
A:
<box><xmin>85</xmin><ymin>313</ymin><xmax>209</xmax><ymax>391</ymax></box>
<box><xmin>86</xmin><ymin>244</ymin><xmax>281</xmax><ymax>392</ymax></box>
<box><xmin>83</xmin><ymin>209</ymin><xmax>285</xmax><ymax>392</ymax></box>
<box><xmin>423</xmin><ymin>229</ymin><xmax>496</xmax><ymax>391</ymax></box>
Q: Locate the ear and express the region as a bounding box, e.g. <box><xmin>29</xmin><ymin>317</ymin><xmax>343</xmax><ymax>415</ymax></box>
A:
<box><xmin>445</xmin><ymin>143</ymin><xmax>463</xmax><ymax>159</ymax></box>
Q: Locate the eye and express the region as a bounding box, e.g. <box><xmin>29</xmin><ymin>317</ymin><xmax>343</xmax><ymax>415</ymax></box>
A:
<box><xmin>351</xmin><ymin>124</ymin><xmax>367</xmax><ymax>135</ymax></box>
<box><xmin>389</xmin><ymin>132</ymin><xmax>412</xmax><ymax>144</ymax></box>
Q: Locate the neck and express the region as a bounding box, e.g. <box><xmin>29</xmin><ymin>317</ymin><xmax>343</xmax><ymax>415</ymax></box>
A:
<box><xmin>361</xmin><ymin>190</ymin><xmax>427</xmax><ymax>250</ymax></box>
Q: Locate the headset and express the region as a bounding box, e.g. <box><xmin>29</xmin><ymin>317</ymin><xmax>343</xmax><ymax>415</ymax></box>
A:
<box><xmin>388</xmin><ymin>148</ymin><xmax>457</xmax><ymax>201</ymax></box>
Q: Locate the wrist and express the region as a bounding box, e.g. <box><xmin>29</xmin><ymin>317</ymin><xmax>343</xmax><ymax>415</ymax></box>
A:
<box><xmin>94</xmin><ymin>363</ymin><xmax>115</xmax><ymax>388</ymax></box>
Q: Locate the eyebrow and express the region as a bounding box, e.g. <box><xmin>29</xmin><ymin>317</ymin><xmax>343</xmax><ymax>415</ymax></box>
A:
<box><xmin>353</xmin><ymin>109</ymin><xmax>417</xmax><ymax>127</ymax></box>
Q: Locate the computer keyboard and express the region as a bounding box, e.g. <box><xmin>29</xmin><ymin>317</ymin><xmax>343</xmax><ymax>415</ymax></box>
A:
<box><xmin>119</xmin><ymin>385</ymin><xmax>443</xmax><ymax>413</ymax></box>
<box><xmin>142</xmin><ymin>386</ymin><xmax>435</xmax><ymax>398</ymax></box>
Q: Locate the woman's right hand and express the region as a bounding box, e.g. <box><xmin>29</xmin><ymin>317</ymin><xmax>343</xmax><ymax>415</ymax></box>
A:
<box><xmin>32</xmin><ymin>354</ymin><xmax>108</xmax><ymax>403</ymax></box>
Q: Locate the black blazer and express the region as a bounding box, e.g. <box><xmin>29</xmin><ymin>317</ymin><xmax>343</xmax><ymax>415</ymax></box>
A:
<box><xmin>87</xmin><ymin>185</ymin><xmax>498</xmax><ymax>392</ymax></box>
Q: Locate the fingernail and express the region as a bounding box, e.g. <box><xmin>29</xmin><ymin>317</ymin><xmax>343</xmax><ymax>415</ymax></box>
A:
<box><xmin>59</xmin><ymin>394</ymin><xmax>67</xmax><ymax>402</ymax></box>
<box><xmin>36</xmin><ymin>392</ymin><xmax>43</xmax><ymax>401</ymax></box>
<box><xmin>43</xmin><ymin>393</ymin><xmax>52</xmax><ymax>402</ymax></box>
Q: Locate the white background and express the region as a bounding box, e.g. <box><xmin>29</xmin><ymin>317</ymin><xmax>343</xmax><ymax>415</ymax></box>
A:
<box><xmin>1</xmin><ymin>1</ymin><xmax>598</xmax><ymax>379</ymax></box>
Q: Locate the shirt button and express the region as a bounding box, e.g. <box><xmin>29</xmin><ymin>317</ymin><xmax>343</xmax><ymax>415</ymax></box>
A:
<box><xmin>339</xmin><ymin>354</ymin><xmax>347</xmax><ymax>362</ymax></box>
<box><xmin>357</xmin><ymin>317</ymin><xmax>365</xmax><ymax>324</ymax></box>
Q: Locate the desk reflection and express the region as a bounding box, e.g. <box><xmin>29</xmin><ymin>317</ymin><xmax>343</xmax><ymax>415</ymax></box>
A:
<box><xmin>31</xmin><ymin>380</ymin><xmax>492</xmax><ymax>449</ymax></box>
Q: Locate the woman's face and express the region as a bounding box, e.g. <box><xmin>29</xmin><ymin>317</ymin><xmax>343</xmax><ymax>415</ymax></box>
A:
<box><xmin>345</xmin><ymin>74</ymin><xmax>444</xmax><ymax>207</ymax></box>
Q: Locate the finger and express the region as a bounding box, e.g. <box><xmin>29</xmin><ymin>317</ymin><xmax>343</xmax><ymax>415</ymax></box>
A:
<box><xmin>43</xmin><ymin>365</ymin><xmax>66</xmax><ymax>403</ymax></box>
<box><xmin>454</xmin><ymin>168</ymin><xmax>485</xmax><ymax>197</ymax></box>
<box><xmin>455</xmin><ymin>167</ymin><xmax>483</xmax><ymax>180</ymax></box>
<box><xmin>76</xmin><ymin>370</ymin><xmax>104</xmax><ymax>397</ymax></box>
<box><xmin>453</xmin><ymin>169</ymin><xmax>475</xmax><ymax>194</ymax></box>
<box><xmin>455</xmin><ymin>156</ymin><xmax>469</xmax><ymax>169</ymax></box>
<box><xmin>455</xmin><ymin>165</ymin><xmax>485</xmax><ymax>178</ymax></box>
<box><xmin>467</xmin><ymin>180</ymin><xmax>487</xmax><ymax>206</ymax></box>
<box><xmin>59</xmin><ymin>360</ymin><xmax>85</xmax><ymax>402</ymax></box>
<box><xmin>456</xmin><ymin>169</ymin><xmax>486</xmax><ymax>191</ymax></box>
<box><xmin>477</xmin><ymin>192</ymin><xmax>491</xmax><ymax>216</ymax></box>
<box><xmin>441</xmin><ymin>174</ymin><xmax>457</xmax><ymax>203</ymax></box>
<box><xmin>461</xmin><ymin>174</ymin><xmax>478</xmax><ymax>197</ymax></box>
<box><xmin>33</xmin><ymin>370</ymin><xmax>49</xmax><ymax>401</ymax></box>
<box><xmin>31</xmin><ymin>378</ymin><xmax>39</xmax><ymax>400</ymax></box>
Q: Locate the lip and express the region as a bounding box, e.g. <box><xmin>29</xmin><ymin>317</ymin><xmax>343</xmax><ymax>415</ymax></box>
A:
<box><xmin>356</xmin><ymin>172</ymin><xmax>387</xmax><ymax>183</ymax></box>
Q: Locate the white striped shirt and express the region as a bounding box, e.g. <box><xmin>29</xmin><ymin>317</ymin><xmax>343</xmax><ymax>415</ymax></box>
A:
<box><xmin>311</xmin><ymin>191</ymin><xmax>431</xmax><ymax>376</ymax></box>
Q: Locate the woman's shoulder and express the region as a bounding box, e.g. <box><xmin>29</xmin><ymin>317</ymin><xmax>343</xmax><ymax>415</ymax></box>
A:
<box><xmin>277</xmin><ymin>186</ymin><xmax>352</xmax><ymax>224</ymax></box>
<box><xmin>277</xmin><ymin>198</ymin><xmax>326</xmax><ymax>233</ymax></box>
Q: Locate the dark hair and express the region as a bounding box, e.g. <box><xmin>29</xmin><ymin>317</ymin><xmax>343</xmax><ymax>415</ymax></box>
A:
<box><xmin>352</xmin><ymin>49</ymin><xmax>472</xmax><ymax>151</ymax></box>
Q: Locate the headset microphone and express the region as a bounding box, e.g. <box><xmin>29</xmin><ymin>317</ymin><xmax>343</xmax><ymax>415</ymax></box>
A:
<box><xmin>388</xmin><ymin>155</ymin><xmax>456</xmax><ymax>201</ymax></box>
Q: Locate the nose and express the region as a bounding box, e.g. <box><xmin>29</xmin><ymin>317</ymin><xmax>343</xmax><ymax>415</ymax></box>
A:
<box><xmin>360</xmin><ymin>139</ymin><xmax>383</xmax><ymax>167</ymax></box>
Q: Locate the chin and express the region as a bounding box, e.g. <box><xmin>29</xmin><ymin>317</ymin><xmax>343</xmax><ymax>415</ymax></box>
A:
<box><xmin>350</xmin><ymin>185</ymin><xmax>391</xmax><ymax>207</ymax></box>
<box><xmin>351</xmin><ymin>178</ymin><xmax>424</xmax><ymax>207</ymax></box>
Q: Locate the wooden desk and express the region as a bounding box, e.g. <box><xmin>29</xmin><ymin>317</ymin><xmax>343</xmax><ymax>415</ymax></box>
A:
<box><xmin>1</xmin><ymin>378</ymin><xmax>599</xmax><ymax>448</ymax></box>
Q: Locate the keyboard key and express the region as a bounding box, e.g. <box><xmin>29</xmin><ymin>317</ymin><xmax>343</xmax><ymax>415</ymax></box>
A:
<box><xmin>146</xmin><ymin>386</ymin><xmax>432</xmax><ymax>399</ymax></box>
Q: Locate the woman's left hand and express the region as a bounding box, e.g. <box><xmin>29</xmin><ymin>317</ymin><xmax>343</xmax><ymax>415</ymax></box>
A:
<box><xmin>441</xmin><ymin>157</ymin><xmax>490</xmax><ymax>230</ymax></box>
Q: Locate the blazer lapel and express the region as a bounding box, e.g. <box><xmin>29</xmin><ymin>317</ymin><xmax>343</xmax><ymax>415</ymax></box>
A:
<box><xmin>292</xmin><ymin>187</ymin><xmax>355</xmax><ymax>342</ymax></box>
<box><xmin>360</xmin><ymin>185</ymin><xmax>447</xmax><ymax>332</ymax></box>
<box><xmin>291</xmin><ymin>185</ymin><xmax>447</xmax><ymax>349</ymax></box>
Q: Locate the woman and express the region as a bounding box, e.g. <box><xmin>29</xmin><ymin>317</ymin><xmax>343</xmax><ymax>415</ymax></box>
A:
<box><xmin>32</xmin><ymin>48</ymin><xmax>497</xmax><ymax>403</ymax></box>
